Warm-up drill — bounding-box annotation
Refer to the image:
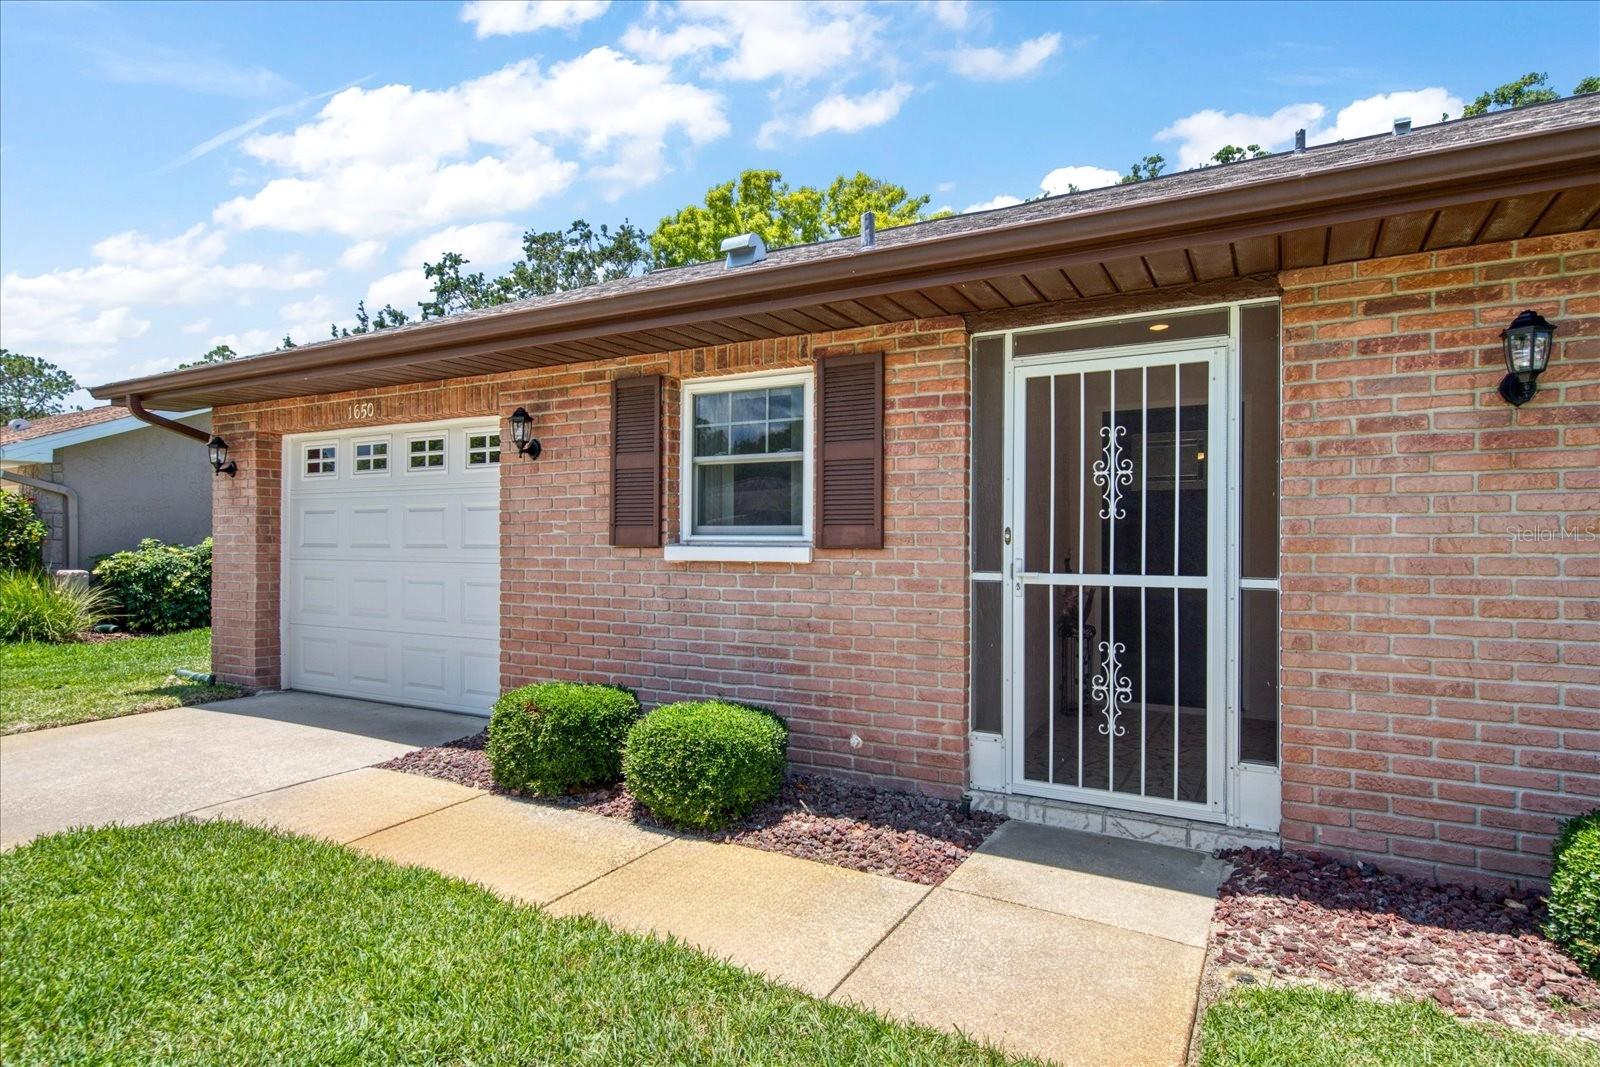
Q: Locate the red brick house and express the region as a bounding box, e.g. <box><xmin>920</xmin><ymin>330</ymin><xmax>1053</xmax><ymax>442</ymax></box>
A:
<box><xmin>93</xmin><ymin>97</ymin><xmax>1600</xmax><ymax>888</ymax></box>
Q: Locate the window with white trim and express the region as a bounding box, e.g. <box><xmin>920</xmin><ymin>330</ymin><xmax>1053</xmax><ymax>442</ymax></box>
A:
<box><xmin>408</xmin><ymin>435</ymin><xmax>446</xmax><ymax>470</ymax></box>
<box><xmin>467</xmin><ymin>432</ymin><xmax>501</xmax><ymax>466</ymax></box>
<box><xmin>353</xmin><ymin>440</ymin><xmax>388</xmax><ymax>473</ymax></box>
<box><xmin>682</xmin><ymin>371</ymin><xmax>811</xmax><ymax>541</ymax></box>
<box><xmin>304</xmin><ymin>444</ymin><xmax>336</xmax><ymax>476</ymax></box>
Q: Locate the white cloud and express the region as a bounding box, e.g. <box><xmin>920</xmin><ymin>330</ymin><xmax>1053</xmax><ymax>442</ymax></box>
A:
<box><xmin>1039</xmin><ymin>165</ymin><xmax>1121</xmax><ymax>194</ymax></box>
<box><xmin>214</xmin><ymin>49</ymin><xmax>727</xmax><ymax>237</ymax></box>
<box><xmin>921</xmin><ymin>1</ymin><xmax>973</xmax><ymax>30</ymax></box>
<box><xmin>1156</xmin><ymin>102</ymin><xmax>1325</xmax><ymax>169</ymax></box>
<box><xmin>461</xmin><ymin>1</ymin><xmax>610</xmax><ymax>37</ymax></box>
<box><xmin>0</xmin><ymin>225</ymin><xmax>326</xmax><ymax>380</ymax></box>
<box><xmin>403</xmin><ymin>222</ymin><xmax>525</xmax><ymax>270</ymax></box>
<box><xmin>365</xmin><ymin>269</ymin><xmax>436</xmax><ymax>319</ymax></box>
<box><xmin>620</xmin><ymin>1</ymin><xmax>881</xmax><ymax>82</ymax></box>
<box><xmin>757</xmin><ymin>83</ymin><xmax>912</xmax><ymax>148</ymax></box>
<box><xmin>2</xmin><ymin>225</ymin><xmax>324</xmax><ymax>309</ymax></box>
<box><xmin>338</xmin><ymin>240</ymin><xmax>388</xmax><ymax>271</ymax></box>
<box><xmin>964</xmin><ymin>194</ymin><xmax>1023</xmax><ymax>212</ymax></box>
<box><xmin>1321</xmin><ymin>88</ymin><xmax>1463</xmax><ymax>142</ymax></box>
<box><xmin>84</xmin><ymin>39</ymin><xmax>293</xmax><ymax>99</ymax></box>
<box><xmin>949</xmin><ymin>33</ymin><xmax>1060</xmax><ymax>81</ymax></box>
<box><xmin>169</xmin><ymin>78</ymin><xmax>371</xmax><ymax>169</ymax></box>
<box><xmin>1155</xmin><ymin>88</ymin><xmax>1464</xmax><ymax>170</ymax></box>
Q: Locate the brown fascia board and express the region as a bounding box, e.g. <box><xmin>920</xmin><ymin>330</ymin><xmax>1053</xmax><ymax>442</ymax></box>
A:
<box><xmin>94</xmin><ymin>120</ymin><xmax>1600</xmax><ymax>407</ymax></box>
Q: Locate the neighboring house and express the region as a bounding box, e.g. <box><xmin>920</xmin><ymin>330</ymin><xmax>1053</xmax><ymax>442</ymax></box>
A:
<box><xmin>0</xmin><ymin>406</ymin><xmax>212</xmax><ymax>570</ymax></box>
<box><xmin>92</xmin><ymin>97</ymin><xmax>1600</xmax><ymax>888</ymax></box>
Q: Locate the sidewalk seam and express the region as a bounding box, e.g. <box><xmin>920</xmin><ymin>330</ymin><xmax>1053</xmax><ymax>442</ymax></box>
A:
<box><xmin>938</xmin><ymin>882</ymin><xmax>1216</xmax><ymax>950</ymax></box>
<box><xmin>543</xmin><ymin>836</ymin><xmax>679</xmax><ymax>907</ymax></box>
<box><xmin>824</xmin><ymin>883</ymin><xmax>934</xmax><ymax>1000</ymax></box>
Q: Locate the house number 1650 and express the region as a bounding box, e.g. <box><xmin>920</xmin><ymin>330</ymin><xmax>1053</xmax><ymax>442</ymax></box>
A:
<box><xmin>348</xmin><ymin>401</ymin><xmax>375</xmax><ymax>419</ymax></box>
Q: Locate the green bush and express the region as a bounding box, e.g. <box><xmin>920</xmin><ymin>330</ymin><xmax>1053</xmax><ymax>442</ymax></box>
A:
<box><xmin>1547</xmin><ymin>808</ymin><xmax>1600</xmax><ymax>980</ymax></box>
<box><xmin>0</xmin><ymin>492</ymin><xmax>48</xmax><ymax>570</ymax></box>
<box><xmin>623</xmin><ymin>701</ymin><xmax>788</xmax><ymax>831</ymax></box>
<box><xmin>486</xmin><ymin>682</ymin><xmax>642</xmax><ymax>795</ymax></box>
<box><xmin>92</xmin><ymin>538</ymin><xmax>212</xmax><ymax>633</ymax></box>
<box><xmin>0</xmin><ymin>570</ymin><xmax>114</xmax><ymax>643</ymax></box>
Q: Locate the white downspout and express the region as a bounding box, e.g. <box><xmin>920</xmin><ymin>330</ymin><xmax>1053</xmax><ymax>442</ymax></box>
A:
<box><xmin>1</xmin><ymin>470</ymin><xmax>80</xmax><ymax>571</ymax></box>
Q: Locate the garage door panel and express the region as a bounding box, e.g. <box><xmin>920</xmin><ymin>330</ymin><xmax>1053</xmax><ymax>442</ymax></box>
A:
<box><xmin>284</xmin><ymin>420</ymin><xmax>501</xmax><ymax>716</ymax></box>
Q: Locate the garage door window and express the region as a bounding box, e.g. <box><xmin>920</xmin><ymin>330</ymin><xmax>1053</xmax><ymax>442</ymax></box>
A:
<box><xmin>467</xmin><ymin>432</ymin><xmax>501</xmax><ymax>466</ymax></box>
<box><xmin>353</xmin><ymin>440</ymin><xmax>388</xmax><ymax>474</ymax></box>
<box><xmin>408</xmin><ymin>435</ymin><xmax>446</xmax><ymax>471</ymax></box>
<box><xmin>304</xmin><ymin>444</ymin><xmax>336</xmax><ymax>477</ymax></box>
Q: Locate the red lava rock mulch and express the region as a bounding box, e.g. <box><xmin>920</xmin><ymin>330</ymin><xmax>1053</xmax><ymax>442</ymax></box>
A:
<box><xmin>377</xmin><ymin>732</ymin><xmax>1003</xmax><ymax>886</ymax></box>
<box><xmin>1210</xmin><ymin>847</ymin><xmax>1600</xmax><ymax>1041</ymax></box>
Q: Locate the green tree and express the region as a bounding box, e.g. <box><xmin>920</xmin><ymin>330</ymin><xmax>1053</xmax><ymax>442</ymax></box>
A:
<box><xmin>1463</xmin><ymin>72</ymin><xmax>1560</xmax><ymax>117</ymax></box>
<box><xmin>1575</xmin><ymin>75</ymin><xmax>1600</xmax><ymax>95</ymax></box>
<box><xmin>1210</xmin><ymin>144</ymin><xmax>1270</xmax><ymax>164</ymax></box>
<box><xmin>0</xmin><ymin>350</ymin><xmax>78</xmax><ymax>421</ymax></box>
<box><xmin>177</xmin><ymin>344</ymin><xmax>237</xmax><ymax>370</ymax></box>
<box><xmin>649</xmin><ymin>170</ymin><xmax>943</xmax><ymax>269</ymax></box>
<box><xmin>420</xmin><ymin>220</ymin><xmax>655</xmax><ymax>318</ymax></box>
<box><xmin>331</xmin><ymin>301</ymin><xmax>411</xmax><ymax>338</ymax></box>
<box><xmin>1119</xmin><ymin>154</ymin><xmax>1167</xmax><ymax>184</ymax></box>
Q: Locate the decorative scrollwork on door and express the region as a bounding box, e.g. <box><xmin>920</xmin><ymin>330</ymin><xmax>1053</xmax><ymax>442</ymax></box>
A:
<box><xmin>1091</xmin><ymin>424</ymin><xmax>1134</xmax><ymax>520</ymax></box>
<box><xmin>1090</xmin><ymin>639</ymin><xmax>1131</xmax><ymax>737</ymax></box>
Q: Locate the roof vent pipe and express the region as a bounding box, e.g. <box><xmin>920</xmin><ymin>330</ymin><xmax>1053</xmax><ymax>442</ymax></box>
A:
<box><xmin>1393</xmin><ymin>116</ymin><xmax>1412</xmax><ymax>135</ymax></box>
<box><xmin>859</xmin><ymin>211</ymin><xmax>876</xmax><ymax>248</ymax></box>
<box><xmin>1293</xmin><ymin>128</ymin><xmax>1306</xmax><ymax>152</ymax></box>
<box><xmin>720</xmin><ymin>232</ymin><xmax>767</xmax><ymax>269</ymax></box>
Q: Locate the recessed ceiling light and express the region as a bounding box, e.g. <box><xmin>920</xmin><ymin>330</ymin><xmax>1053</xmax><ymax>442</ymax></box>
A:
<box><xmin>1148</xmin><ymin>322</ymin><xmax>1170</xmax><ymax>331</ymax></box>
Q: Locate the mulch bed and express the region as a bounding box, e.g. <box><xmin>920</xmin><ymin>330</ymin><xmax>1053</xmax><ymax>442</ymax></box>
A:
<box><xmin>377</xmin><ymin>732</ymin><xmax>1003</xmax><ymax>886</ymax></box>
<box><xmin>1207</xmin><ymin>847</ymin><xmax>1600</xmax><ymax>1042</ymax></box>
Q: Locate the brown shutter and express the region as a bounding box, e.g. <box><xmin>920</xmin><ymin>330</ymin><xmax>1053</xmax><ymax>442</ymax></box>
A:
<box><xmin>815</xmin><ymin>350</ymin><xmax>885</xmax><ymax>549</ymax></box>
<box><xmin>610</xmin><ymin>375</ymin><xmax>662</xmax><ymax>547</ymax></box>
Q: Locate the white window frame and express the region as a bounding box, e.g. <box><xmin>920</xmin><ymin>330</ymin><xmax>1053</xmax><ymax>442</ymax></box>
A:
<box><xmin>302</xmin><ymin>441</ymin><xmax>337</xmax><ymax>478</ymax></box>
<box><xmin>672</xmin><ymin>368</ymin><xmax>814</xmax><ymax>560</ymax></box>
<box><xmin>405</xmin><ymin>432</ymin><xmax>448</xmax><ymax>473</ymax></box>
<box><xmin>352</xmin><ymin>437</ymin><xmax>390</xmax><ymax>476</ymax></box>
<box><xmin>466</xmin><ymin>430</ymin><xmax>501</xmax><ymax>467</ymax></box>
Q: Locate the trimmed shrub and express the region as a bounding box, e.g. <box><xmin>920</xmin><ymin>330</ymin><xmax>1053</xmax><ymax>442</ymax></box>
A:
<box><xmin>1547</xmin><ymin>808</ymin><xmax>1600</xmax><ymax>980</ymax></box>
<box><xmin>93</xmin><ymin>538</ymin><xmax>212</xmax><ymax>633</ymax></box>
<box><xmin>0</xmin><ymin>492</ymin><xmax>47</xmax><ymax>571</ymax></box>
<box><xmin>0</xmin><ymin>570</ymin><xmax>114</xmax><ymax>643</ymax></box>
<box><xmin>623</xmin><ymin>701</ymin><xmax>788</xmax><ymax>831</ymax></box>
<box><xmin>487</xmin><ymin>682</ymin><xmax>641</xmax><ymax>795</ymax></box>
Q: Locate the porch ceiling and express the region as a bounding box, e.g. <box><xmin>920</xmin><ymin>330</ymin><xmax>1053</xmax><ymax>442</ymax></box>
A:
<box><xmin>93</xmin><ymin>98</ymin><xmax>1600</xmax><ymax>411</ymax></box>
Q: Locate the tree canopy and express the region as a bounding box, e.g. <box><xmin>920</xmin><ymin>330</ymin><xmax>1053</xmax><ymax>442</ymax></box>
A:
<box><xmin>1</xmin><ymin>350</ymin><xmax>78</xmax><ymax>422</ymax></box>
<box><xmin>650</xmin><ymin>170</ymin><xmax>942</xmax><ymax>269</ymax></box>
<box><xmin>1463</xmin><ymin>72</ymin><xmax>1598</xmax><ymax>117</ymax></box>
<box><xmin>176</xmin><ymin>344</ymin><xmax>237</xmax><ymax>370</ymax></box>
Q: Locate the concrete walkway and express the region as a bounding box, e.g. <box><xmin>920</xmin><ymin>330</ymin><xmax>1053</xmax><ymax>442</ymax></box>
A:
<box><xmin>0</xmin><ymin>693</ymin><xmax>482</xmax><ymax>849</ymax></box>
<box><xmin>191</xmin><ymin>766</ymin><xmax>1226</xmax><ymax>1066</ymax></box>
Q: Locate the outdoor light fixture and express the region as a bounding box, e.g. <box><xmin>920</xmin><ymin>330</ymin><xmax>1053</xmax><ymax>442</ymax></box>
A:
<box><xmin>207</xmin><ymin>435</ymin><xmax>237</xmax><ymax>477</ymax></box>
<box><xmin>508</xmin><ymin>407</ymin><xmax>541</xmax><ymax>459</ymax></box>
<box><xmin>1499</xmin><ymin>309</ymin><xmax>1556</xmax><ymax>406</ymax></box>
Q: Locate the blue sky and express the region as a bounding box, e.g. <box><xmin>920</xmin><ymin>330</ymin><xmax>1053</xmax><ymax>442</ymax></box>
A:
<box><xmin>2</xmin><ymin>0</ymin><xmax>1597</xmax><ymax>402</ymax></box>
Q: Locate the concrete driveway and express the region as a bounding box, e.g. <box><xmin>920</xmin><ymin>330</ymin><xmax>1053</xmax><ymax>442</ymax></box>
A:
<box><xmin>0</xmin><ymin>692</ymin><xmax>482</xmax><ymax>849</ymax></box>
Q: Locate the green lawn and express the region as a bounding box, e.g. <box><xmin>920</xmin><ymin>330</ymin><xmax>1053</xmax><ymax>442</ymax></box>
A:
<box><xmin>1198</xmin><ymin>985</ymin><xmax>1599</xmax><ymax>1067</ymax></box>
<box><xmin>0</xmin><ymin>821</ymin><xmax>1033</xmax><ymax>1066</ymax></box>
<box><xmin>0</xmin><ymin>628</ymin><xmax>240</xmax><ymax>734</ymax></box>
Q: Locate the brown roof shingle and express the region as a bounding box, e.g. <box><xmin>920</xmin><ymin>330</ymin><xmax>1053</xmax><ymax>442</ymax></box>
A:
<box><xmin>0</xmin><ymin>405</ymin><xmax>128</xmax><ymax>445</ymax></box>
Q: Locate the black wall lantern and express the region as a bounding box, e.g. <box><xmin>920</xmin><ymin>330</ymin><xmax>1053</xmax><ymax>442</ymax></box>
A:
<box><xmin>508</xmin><ymin>407</ymin><xmax>541</xmax><ymax>459</ymax></box>
<box><xmin>207</xmin><ymin>436</ymin><xmax>237</xmax><ymax>477</ymax></box>
<box><xmin>1499</xmin><ymin>310</ymin><xmax>1556</xmax><ymax>407</ymax></box>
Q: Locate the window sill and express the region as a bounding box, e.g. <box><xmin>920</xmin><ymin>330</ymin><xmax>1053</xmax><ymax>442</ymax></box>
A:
<box><xmin>663</xmin><ymin>542</ymin><xmax>814</xmax><ymax>564</ymax></box>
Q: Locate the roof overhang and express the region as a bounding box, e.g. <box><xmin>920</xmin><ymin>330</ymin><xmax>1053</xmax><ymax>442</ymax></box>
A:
<box><xmin>0</xmin><ymin>409</ymin><xmax>210</xmax><ymax>465</ymax></box>
<box><xmin>93</xmin><ymin>112</ymin><xmax>1600</xmax><ymax>411</ymax></box>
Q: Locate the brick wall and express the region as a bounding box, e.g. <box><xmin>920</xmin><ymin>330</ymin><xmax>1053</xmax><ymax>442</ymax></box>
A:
<box><xmin>211</xmin><ymin>318</ymin><xmax>970</xmax><ymax>795</ymax></box>
<box><xmin>1279</xmin><ymin>231</ymin><xmax>1600</xmax><ymax>887</ymax></box>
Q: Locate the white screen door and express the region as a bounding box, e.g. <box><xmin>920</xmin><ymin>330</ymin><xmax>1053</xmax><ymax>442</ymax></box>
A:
<box><xmin>1008</xmin><ymin>343</ymin><xmax>1228</xmax><ymax>819</ymax></box>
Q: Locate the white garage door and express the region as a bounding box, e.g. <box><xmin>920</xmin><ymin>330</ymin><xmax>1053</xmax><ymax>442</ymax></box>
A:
<box><xmin>283</xmin><ymin>419</ymin><xmax>501</xmax><ymax>715</ymax></box>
